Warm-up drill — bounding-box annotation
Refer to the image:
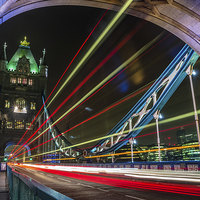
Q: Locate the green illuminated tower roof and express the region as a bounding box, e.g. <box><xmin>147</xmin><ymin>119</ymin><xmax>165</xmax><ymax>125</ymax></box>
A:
<box><xmin>6</xmin><ymin>37</ymin><xmax>39</xmax><ymax>73</ymax></box>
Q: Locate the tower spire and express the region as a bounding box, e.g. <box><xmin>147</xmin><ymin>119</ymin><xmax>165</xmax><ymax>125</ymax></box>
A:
<box><xmin>42</xmin><ymin>48</ymin><xmax>46</xmax><ymax>60</ymax></box>
<box><xmin>4</xmin><ymin>42</ymin><xmax>7</xmax><ymax>61</ymax></box>
<box><xmin>0</xmin><ymin>42</ymin><xmax>7</xmax><ymax>61</ymax></box>
<box><xmin>41</xmin><ymin>48</ymin><xmax>47</xmax><ymax>65</ymax></box>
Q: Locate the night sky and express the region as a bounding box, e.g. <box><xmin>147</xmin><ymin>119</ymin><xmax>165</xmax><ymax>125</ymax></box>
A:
<box><xmin>0</xmin><ymin>5</ymin><xmax>200</xmax><ymax>148</ymax></box>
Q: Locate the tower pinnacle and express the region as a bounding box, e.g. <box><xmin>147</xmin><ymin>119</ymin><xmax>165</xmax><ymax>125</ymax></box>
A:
<box><xmin>42</xmin><ymin>48</ymin><xmax>46</xmax><ymax>60</ymax></box>
<box><xmin>20</xmin><ymin>36</ymin><xmax>30</xmax><ymax>46</ymax></box>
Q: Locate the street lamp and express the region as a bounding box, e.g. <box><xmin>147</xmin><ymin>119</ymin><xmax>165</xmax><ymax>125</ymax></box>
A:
<box><xmin>129</xmin><ymin>138</ymin><xmax>136</xmax><ymax>163</ymax></box>
<box><xmin>186</xmin><ymin>66</ymin><xmax>200</xmax><ymax>154</ymax></box>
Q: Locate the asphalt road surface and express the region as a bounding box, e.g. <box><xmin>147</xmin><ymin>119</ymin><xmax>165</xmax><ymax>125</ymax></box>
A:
<box><xmin>11</xmin><ymin>165</ymin><xmax>200</xmax><ymax>200</ymax></box>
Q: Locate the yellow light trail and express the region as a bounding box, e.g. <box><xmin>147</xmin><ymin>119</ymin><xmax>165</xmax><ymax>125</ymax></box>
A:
<box><xmin>36</xmin><ymin>144</ymin><xmax>200</xmax><ymax>161</ymax></box>
<box><xmin>14</xmin><ymin>0</ymin><xmax>133</xmax><ymax>157</ymax></box>
<box><xmin>17</xmin><ymin>109</ymin><xmax>200</xmax><ymax>161</ymax></box>
<box><xmin>46</xmin><ymin>0</ymin><xmax>134</xmax><ymax>109</ymax></box>
<box><xmin>84</xmin><ymin>144</ymin><xmax>200</xmax><ymax>159</ymax></box>
<box><xmin>43</xmin><ymin>157</ymin><xmax>76</xmax><ymax>161</ymax></box>
<box><xmin>14</xmin><ymin>34</ymin><xmax>161</xmax><ymax>158</ymax></box>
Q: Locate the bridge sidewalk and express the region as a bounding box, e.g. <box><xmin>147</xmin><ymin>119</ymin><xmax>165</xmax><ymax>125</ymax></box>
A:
<box><xmin>0</xmin><ymin>171</ymin><xmax>9</xmax><ymax>200</ymax></box>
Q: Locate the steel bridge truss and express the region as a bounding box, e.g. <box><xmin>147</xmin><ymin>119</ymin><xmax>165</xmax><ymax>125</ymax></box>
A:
<box><xmin>42</xmin><ymin>44</ymin><xmax>199</xmax><ymax>159</ymax></box>
<box><xmin>90</xmin><ymin>44</ymin><xmax>199</xmax><ymax>156</ymax></box>
<box><xmin>42</xmin><ymin>93</ymin><xmax>80</xmax><ymax>158</ymax></box>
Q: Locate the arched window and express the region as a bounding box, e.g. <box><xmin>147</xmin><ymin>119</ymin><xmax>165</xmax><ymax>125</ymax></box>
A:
<box><xmin>24</xmin><ymin>65</ymin><xmax>28</xmax><ymax>73</ymax></box>
<box><xmin>16</xmin><ymin>56</ymin><xmax>30</xmax><ymax>74</ymax></box>
<box><xmin>18</xmin><ymin>66</ymin><xmax>22</xmax><ymax>73</ymax></box>
<box><xmin>14</xmin><ymin>98</ymin><xmax>27</xmax><ymax>113</ymax></box>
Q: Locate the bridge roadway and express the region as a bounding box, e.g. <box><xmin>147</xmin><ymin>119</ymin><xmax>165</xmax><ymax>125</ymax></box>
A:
<box><xmin>11</xmin><ymin>164</ymin><xmax>200</xmax><ymax>200</ymax></box>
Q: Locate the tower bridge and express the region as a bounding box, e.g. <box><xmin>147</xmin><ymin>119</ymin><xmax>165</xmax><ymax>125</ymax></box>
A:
<box><xmin>0</xmin><ymin>3</ymin><xmax>200</xmax><ymax>199</ymax></box>
<box><xmin>0</xmin><ymin>37</ymin><xmax>48</xmax><ymax>159</ymax></box>
<box><xmin>0</xmin><ymin>0</ymin><xmax>199</xmax><ymax>163</ymax></box>
<box><xmin>0</xmin><ymin>0</ymin><xmax>198</xmax><ymax>164</ymax></box>
<box><xmin>0</xmin><ymin>0</ymin><xmax>200</xmax><ymax>55</ymax></box>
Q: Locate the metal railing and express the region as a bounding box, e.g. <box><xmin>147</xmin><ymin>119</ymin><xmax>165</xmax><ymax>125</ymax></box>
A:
<box><xmin>7</xmin><ymin>165</ymin><xmax>72</xmax><ymax>200</ymax></box>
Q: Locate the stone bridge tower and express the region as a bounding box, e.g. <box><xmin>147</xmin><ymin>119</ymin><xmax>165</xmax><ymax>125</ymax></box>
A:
<box><xmin>0</xmin><ymin>37</ymin><xmax>48</xmax><ymax>160</ymax></box>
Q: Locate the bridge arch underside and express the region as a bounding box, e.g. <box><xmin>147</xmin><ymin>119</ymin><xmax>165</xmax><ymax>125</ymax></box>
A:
<box><xmin>0</xmin><ymin>133</ymin><xmax>32</xmax><ymax>157</ymax></box>
<box><xmin>1</xmin><ymin>140</ymin><xmax>31</xmax><ymax>159</ymax></box>
<box><xmin>4</xmin><ymin>141</ymin><xmax>31</xmax><ymax>157</ymax></box>
<box><xmin>1</xmin><ymin>0</ymin><xmax>200</xmax><ymax>55</ymax></box>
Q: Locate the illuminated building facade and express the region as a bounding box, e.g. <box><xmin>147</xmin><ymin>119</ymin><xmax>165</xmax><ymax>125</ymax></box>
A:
<box><xmin>176</xmin><ymin>127</ymin><xmax>186</xmax><ymax>144</ymax></box>
<box><xmin>176</xmin><ymin>127</ymin><xmax>198</xmax><ymax>144</ymax></box>
<box><xmin>0</xmin><ymin>37</ymin><xmax>48</xmax><ymax>158</ymax></box>
<box><xmin>114</xmin><ymin>143</ymin><xmax>146</xmax><ymax>163</ymax></box>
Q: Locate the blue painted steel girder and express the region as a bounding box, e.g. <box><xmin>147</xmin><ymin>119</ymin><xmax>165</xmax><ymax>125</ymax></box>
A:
<box><xmin>91</xmin><ymin>44</ymin><xmax>199</xmax><ymax>155</ymax></box>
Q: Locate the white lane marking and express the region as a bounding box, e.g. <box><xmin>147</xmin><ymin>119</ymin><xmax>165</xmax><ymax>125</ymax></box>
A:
<box><xmin>97</xmin><ymin>188</ymin><xmax>109</xmax><ymax>192</ymax></box>
<box><xmin>125</xmin><ymin>195</ymin><xmax>145</xmax><ymax>200</ymax></box>
<box><xmin>77</xmin><ymin>183</ymin><xmax>94</xmax><ymax>188</ymax></box>
<box><xmin>58</xmin><ymin>178</ymin><xmax>71</xmax><ymax>182</ymax></box>
<box><xmin>39</xmin><ymin>173</ymin><xmax>44</xmax><ymax>175</ymax></box>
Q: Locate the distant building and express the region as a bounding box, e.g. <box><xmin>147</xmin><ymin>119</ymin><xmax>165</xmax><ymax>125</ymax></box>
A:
<box><xmin>0</xmin><ymin>37</ymin><xmax>48</xmax><ymax>158</ymax></box>
<box><xmin>114</xmin><ymin>142</ymin><xmax>147</xmax><ymax>163</ymax></box>
<box><xmin>176</xmin><ymin>127</ymin><xmax>198</xmax><ymax>145</ymax></box>
<box><xmin>146</xmin><ymin>143</ymin><xmax>168</xmax><ymax>161</ymax></box>
<box><xmin>182</xmin><ymin>142</ymin><xmax>200</xmax><ymax>161</ymax></box>
<box><xmin>176</xmin><ymin>127</ymin><xmax>186</xmax><ymax>144</ymax></box>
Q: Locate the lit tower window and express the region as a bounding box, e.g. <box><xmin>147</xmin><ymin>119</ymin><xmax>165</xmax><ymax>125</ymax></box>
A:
<box><xmin>28</xmin><ymin>79</ymin><xmax>33</xmax><ymax>85</ymax></box>
<box><xmin>30</xmin><ymin>102</ymin><xmax>36</xmax><ymax>110</ymax></box>
<box><xmin>10</xmin><ymin>77</ymin><xmax>16</xmax><ymax>84</ymax></box>
<box><xmin>14</xmin><ymin>98</ymin><xmax>27</xmax><ymax>113</ymax></box>
<box><xmin>5</xmin><ymin>100</ymin><xmax>10</xmax><ymax>108</ymax></box>
<box><xmin>23</xmin><ymin>78</ymin><xmax>27</xmax><ymax>84</ymax></box>
<box><xmin>18</xmin><ymin>77</ymin><xmax>22</xmax><ymax>84</ymax></box>
<box><xmin>15</xmin><ymin>120</ymin><xmax>24</xmax><ymax>129</ymax></box>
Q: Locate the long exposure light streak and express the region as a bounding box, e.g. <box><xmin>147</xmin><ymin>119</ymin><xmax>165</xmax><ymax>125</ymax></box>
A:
<box><xmin>43</xmin><ymin>141</ymin><xmax>199</xmax><ymax>161</ymax></box>
<box><xmin>9</xmin><ymin>164</ymin><xmax>200</xmax><ymax>197</ymax></box>
<box><xmin>11</xmin><ymin>0</ymin><xmax>133</xmax><ymax>158</ymax></box>
<box><xmin>68</xmin><ymin>121</ymin><xmax>197</xmax><ymax>152</ymax></box>
<box><xmin>12</xmin><ymin>20</ymin><xmax>146</xmax><ymax>158</ymax></box>
<box><xmin>45</xmin><ymin>0</ymin><xmax>134</xmax><ymax>108</ymax></box>
<box><xmin>12</xmin><ymin>34</ymin><xmax>163</xmax><ymax>159</ymax></box>
<box><xmin>47</xmin><ymin>20</ymin><xmax>147</xmax><ymax>125</ymax></box>
<box><xmin>84</xmin><ymin>144</ymin><xmax>200</xmax><ymax>159</ymax></box>
<box><xmin>135</xmin><ymin>122</ymin><xmax>196</xmax><ymax>139</ymax></box>
<box><xmin>16</xmin><ymin>109</ymin><xmax>200</xmax><ymax>160</ymax></box>
<box><xmin>8</xmin><ymin>5</ymin><xmax>111</xmax><ymax>160</ymax></box>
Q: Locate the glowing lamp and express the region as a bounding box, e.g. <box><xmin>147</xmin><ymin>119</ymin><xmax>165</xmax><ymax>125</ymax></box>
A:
<box><xmin>192</xmin><ymin>70</ymin><xmax>196</xmax><ymax>75</ymax></box>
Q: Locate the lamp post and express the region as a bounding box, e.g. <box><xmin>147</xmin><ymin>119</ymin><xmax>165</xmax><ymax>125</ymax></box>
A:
<box><xmin>154</xmin><ymin>110</ymin><xmax>161</xmax><ymax>162</ymax></box>
<box><xmin>186</xmin><ymin>66</ymin><xmax>200</xmax><ymax>153</ymax></box>
<box><xmin>129</xmin><ymin>138</ymin><xmax>136</xmax><ymax>163</ymax></box>
<box><xmin>153</xmin><ymin>92</ymin><xmax>162</xmax><ymax>162</ymax></box>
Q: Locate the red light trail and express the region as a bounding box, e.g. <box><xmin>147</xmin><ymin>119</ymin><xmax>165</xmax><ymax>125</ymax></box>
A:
<box><xmin>12</xmin><ymin>33</ymin><xmax>171</xmax><ymax>159</ymax></box>
<box><xmin>15</xmin><ymin>164</ymin><xmax>200</xmax><ymax>197</ymax></box>
<box><xmin>9</xmin><ymin>6</ymin><xmax>112</xmax><ymax>159</ymax></box>
<box><xmin>12</xmin><ymin>20</ymin><xmax>147</xmax><ymax>158</ymax></box>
